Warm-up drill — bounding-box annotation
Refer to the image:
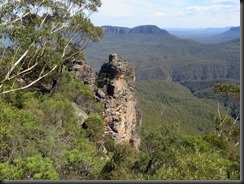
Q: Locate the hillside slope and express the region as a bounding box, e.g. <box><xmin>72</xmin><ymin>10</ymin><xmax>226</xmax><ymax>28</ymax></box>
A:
<box><xmin>136</xmin><ymin>80</ymin><xmax>225</xmax><ymax>135</ymax></box>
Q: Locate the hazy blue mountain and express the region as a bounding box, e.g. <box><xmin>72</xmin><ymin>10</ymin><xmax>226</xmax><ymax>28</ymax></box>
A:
<box><xmin>166</xmin><ymin>27</ymin><xmax>230</xmax><ymax>37</ymax></box>
<box><xmin>102</xmin><ymin>25</ymin><xmax>171</xmax><ymax>35</ymax></box>
<box><xmin>207</xmin><ymin>26</ymin><xmax>240</xmax><ymax>43</ymax></box>
<box><xmin>166</xmin><ymin>26</ymin><xmax>239</xmax><ymax>44</ymax></box>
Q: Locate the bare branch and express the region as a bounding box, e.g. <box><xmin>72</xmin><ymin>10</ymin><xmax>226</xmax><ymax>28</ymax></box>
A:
<box><xmin>217</xmin><ymin>102</ymin><xmax>221</xmax><ymax>120</ymax></box>
<box><xmin>0</xmin><ymin>65</ymin><xmax>57</xmax><ymax>94</ymax></box>
<box><xmin>62</xmin><ymin>37</ymin><xmax>74</xmax><ymax>57</ymax></box>
<box><xmin>8</xmin><ymin>62</ymin><xmax>38</xmax><ymax>80</ymax></box>
<box><xmin>63</xmin><ymin>50</ymin><xmax>81</xmax><ymax>61</ymax></box>
<box><xmin>40</xmin><ymin>13</ymin><xmax>49</xmax><ymax>27</ymax></box>
<box><xmin>51</xmin><ymin>24</ymin><xmax>67</xmax><ymax>34</ymax></box>
<box><xmin>219</xmin><ymin>114</ymin><xmax>228</xmax><ymax>126</ymax></box>
<box><xmin>0</xmin><ymin>0</ymin><xmax>46</xmax><ymax>27</ymax></box>
<box><xmin>1</xmin><ymin>42</ymin><xmax>35</xmax><ymax>84</ymax></box>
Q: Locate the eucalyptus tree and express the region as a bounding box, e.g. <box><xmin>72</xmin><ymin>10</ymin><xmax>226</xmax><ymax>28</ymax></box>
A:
<box><xmin>0</xmin><ymin>0</ymin><xmax>103</xmax><ymax>94</ymax></box>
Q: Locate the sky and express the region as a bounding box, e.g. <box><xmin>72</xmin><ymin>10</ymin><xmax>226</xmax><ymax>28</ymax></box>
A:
<box><xmin>89</xmin><ymin>0</ymin><xmax>240</xmax><ymax>28</ymax></box>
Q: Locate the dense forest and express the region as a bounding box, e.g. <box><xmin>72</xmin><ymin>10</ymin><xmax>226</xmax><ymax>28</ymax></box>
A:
<box><xmin>0</xmin><ymin>0</ymin><xmax>240</xmax><ymax>180</ymax></box>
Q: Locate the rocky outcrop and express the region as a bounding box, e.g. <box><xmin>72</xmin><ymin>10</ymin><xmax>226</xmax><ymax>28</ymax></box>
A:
<box><xmin>96</xmin><ymin>54</ymin><xmax>141</xmax><ymax>148</ymax></box>
<box><xmin>72</xmin><ymin>102</ymin><xmax>88</xmax><ymax>125</ymax></box>
<box><xmin>66</xmin><ymin>54</ymin><xmax>141</xmax><ymax>148</ymax></box>
<box><xmin>66</xmin><ymin>59</ymin><xmax>96</xmax><ymax>86</ymax></box>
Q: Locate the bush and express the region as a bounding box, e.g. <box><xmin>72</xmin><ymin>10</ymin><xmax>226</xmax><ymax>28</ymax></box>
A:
<box><xmin>59</xmin><ymin>148</ymin><xmax>106</xmax><ymax>180</ymax></box>
<box><xmin>55</xmin><ymin>70</ymin><xmax>103</xmax><ymax>114</ymax></box>
<box><xmin>0</xmin><ymin>155</ymin><xmax>59</xmax><ymax>180</ymax></box>
<box><xmin>152</xmin><ymin>151</ymin><xmax>230</xmax><ymax>180</ymax></box>
<box><xmin>84</xmin><ymin>114</ymin><xmax>104</xmax><ymax>143</ymax></box>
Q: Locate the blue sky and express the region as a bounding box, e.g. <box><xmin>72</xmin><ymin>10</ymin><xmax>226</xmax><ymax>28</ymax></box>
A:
<box><xmin>89</xmin><ymin>0</ymin><xmax>240</xmax><ymax>28</ymax></box>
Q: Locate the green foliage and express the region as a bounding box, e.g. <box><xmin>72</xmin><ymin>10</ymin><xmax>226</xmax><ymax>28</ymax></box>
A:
<box><xmin>180</xmin><ymin>135</ymin><xmax>211</xmax><ymax>153</ymax></box>
<box><xmin>133</xmin><ymin>79</ymin><xmax>240</xmax><ymax>180</ymax></box>
<box><xmin>1</xmin><ymin>90</ymin><xmax>26</xmax><ymax>108</ymax></box>
<box><xmin>178</xmin><ymin>135</ymin><xmax>239</xmax><ymax>179</ymax></box>
<box><xmin>133</xmin><ymin>124</ymin><xmax>180</xmax><ymax>177</ymax></box>
<box><xmin>151</xmin><ymin>151</ymin><xmax>230</xmax><ymax>180</ymax></box>
<box><xmin>213</xmin><ymin>83</ymin><xmax>240</xmax><ymax>118</ymax></box>
<box><xmin>0</xmin><ymin>95</ymin><xmax>45</xmax><ymax>160</ymax></box>
<box><xmin>56</xmin><ymin>70</ymin><xmax>103</xmax><ymax>114</ymax></box>
<box><xmin>136</xmin><ymin>80</ymin><xmax>220</xmax><ymax>134</ymax></box>
<box><xmin>100</xmin><ymin>142</ymin><xmax>139</xmax><ymax>180</ymax></box>
<box><xmin>214</xmin><ymin>83</ymin><xmax>240</xmax><ymax>99</ymax></box>
<box><xmin>59</xmin><ymin>148</ymin><xmax>106</xmax><ymax>180</ymax></box>
<box><xmin>204</xmin><ymin>134</ymin><xmax>239</xmax><ymax>162</ymax></box>
<box><xmin>0</xmin><ymin>155</ymin><xmax>59</xmax><ymax>180</ymax></box>
<box><xmin>209</xmin><ymin>82</ymin><xmax>240</xmax><ymax>163</ymax></box>
<box><xmin>40</xmin><ymin>94</ymin><xmax>78</xmax><ymax>127</ymax></box>
<box><xmin>0</xmin><ymin>100</ymin><xmax>12</xmax><ymax>160</ymax></box>
<box><xmin>0</xmin><ymin>0</ymin><xmax>103</xmax><ymax>94</ymax></box>
<box><xmin>0</xmin><ymin>77</ymin><xmax>240</xmax><ymax>180</ymax></box>
<box><xmin>212</xmin><ymin>112</ymin><xmax>239</xmax><ymax>144</ymax></box>
<box><xmin>0</xmin><ymin>90</ymin><xmax>105</xmax><ymax>180</ymax></box>
<box><xmin>56</xmin><ymin>70</ymin><xmax>93</xmax><ymax>100</ymax></box>
<box><xmin>84</xmin><ymin>113</ymin><xmax>104</xmax><ymax>144</ymax></box>
<box><xmin>226</xmin><ymin>162</ymin><xmax>240</xmax><ymax>180</ymax></box>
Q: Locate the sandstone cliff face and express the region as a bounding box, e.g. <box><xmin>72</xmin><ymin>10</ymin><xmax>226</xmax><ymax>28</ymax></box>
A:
<box><xmin>96</xmin><ymin>54</ymin><xmax>140</xmax><ymax>148</ymax></box>
<box><xmin>67</xmin><ymin>54</ymin><xmax>141</xmax><ymax>148</ymax></box>
<box><xmin>102</xmin><ymin>25</ymin><xmax>170</xmax><ymax>35</ymax></box>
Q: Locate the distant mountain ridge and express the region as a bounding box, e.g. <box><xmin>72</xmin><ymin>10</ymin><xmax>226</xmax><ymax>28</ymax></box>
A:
<box><xmin>102</xmin><ymin>25</ymin><xmax>170</xmax><ymax>35</ymax></box>
<box><xmin>201</xmin><ymin>26</ymin><xmax>240</xmax><ymax>44</ymax></box>
<box><xmin>229</xmin><ymin>26</ymin><xmax>240</xmax><ymax>32</ymax></box>
<box><xmin>85</xmin><ymin>24</ymin><xmax>240</xmax><ymax>84</ymax></box>
<box><xmin>166</xmin><ymin>26</ymin><xmax>240</xmax><ymax>44</ymax></box>
<box><xmin>102</xmin><ymin>26</ymin><xmax>130</xmax><ymax>34</ymax></box>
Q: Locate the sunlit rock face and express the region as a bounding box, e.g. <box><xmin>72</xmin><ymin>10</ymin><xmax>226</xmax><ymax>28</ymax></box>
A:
<box><xmin>96</xmin><ymin>53</ymin><xmax>141</xmax><ymax>149</ymax></box>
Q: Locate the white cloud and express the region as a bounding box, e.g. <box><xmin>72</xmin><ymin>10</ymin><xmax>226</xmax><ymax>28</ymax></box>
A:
<box><xmin>185</xmin><ymin>5</ymin><xmax>221</xmax><ymax>13</ymax></box>
<box><xmin>96</xmin><ymin>0</ymin><xmax>133</xmax><ymax>16</ymax></box>
<box><xmin>90</xmin><ymin>0</ymin><xmax>240</xmax><ymax>28</ymax></box>
<box><xmin>181</xmin><ymin>3</ymin><xmax>239</xmax><ymax>16</ymax></box>
<box><xmin>112</xmin><ymin>13</ymin><xmax>131</xmax><ymax>18</ymax></box>
<box><xmin>156</xmin><ymin>12</ymin><xmax>167</xmax><ymax>18</ymax></box>
<box><xmin>210</xmin><ymin>0</ymin><xmax>239</xmax><ymax>4</ymax></box>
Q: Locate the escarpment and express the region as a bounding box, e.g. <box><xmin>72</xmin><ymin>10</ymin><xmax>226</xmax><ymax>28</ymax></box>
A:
<box><xmin>67</xmin><ymin>53</ymin><xmax>141</xmax><ymax>148</ymax></box>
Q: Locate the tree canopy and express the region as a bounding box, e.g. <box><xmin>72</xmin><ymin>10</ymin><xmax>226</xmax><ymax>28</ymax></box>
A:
<box><xmin>0</xmin><ymin>0</ymin><xmax>103</xmax><ymax>94</ymax></box>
